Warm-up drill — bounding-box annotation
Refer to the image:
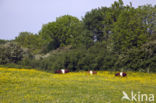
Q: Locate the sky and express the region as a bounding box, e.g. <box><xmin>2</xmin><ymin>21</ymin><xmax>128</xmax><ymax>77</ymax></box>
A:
<box><xmin>0</xmin><ymin>0</ymin><xmax>156</xmax><ymax>40</ymax></box>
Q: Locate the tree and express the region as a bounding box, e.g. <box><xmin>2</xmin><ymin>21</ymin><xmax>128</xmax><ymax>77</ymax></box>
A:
<box><xmin>137</xmin><ymin>5</ymin><xmax>156</xmax><ymax>37</ymax></box>
<box><xmin>15</xmin><ymin>32</ymin><xmax>42</xmax><ymax>53</ymax></box>
<box><xmin>83</xmin><ymin>7</ymin><xmax>113</xmax><ymax>41</ymax></box>
<box><xmin>83</xmin><ymin>0</ymin><xmax>125</xmax><ymax>42</ymax></box>
<box><xmin>112</xmin><ymin>8</ymin><xmax>148</xmax><ymax>52</ymax></box>
<box><xmin>0</xmin><ymin>42</ymin><xmax>24</xmax><ymax>64</ymax></box>
<box><xmin>39</xmin><ymin>15</ymin><xmax>81</xmax><ymax>52</ymax></box>
<box><xmin>0</xmin><ymin>39</ymin><xmax>8</xmax><ymax>45</ymax></box>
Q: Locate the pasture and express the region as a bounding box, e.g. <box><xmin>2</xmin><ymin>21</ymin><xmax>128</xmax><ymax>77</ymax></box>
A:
<box><xmin>0</xmin><ymin>68</ymin><xmax>156</xmax><ymax>103</ymax></box>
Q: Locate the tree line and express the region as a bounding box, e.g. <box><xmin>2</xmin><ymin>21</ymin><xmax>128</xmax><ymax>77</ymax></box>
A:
<box><xmin>0</xmin><ymin>0</ymin><xmax>156</xmax><ymax>72</ymax></box>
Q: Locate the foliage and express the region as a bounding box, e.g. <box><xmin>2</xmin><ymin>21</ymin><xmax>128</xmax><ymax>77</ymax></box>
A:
<box><xmin>112</xmin><ymin>8</ymin><xmax>148</xmax><ymax>52</ymax></box>
<box><xmin>39</xmin><ymin>15</ymin><xmax>82</xmax><ymax>52</ymax></box>
<box><xmin>83</xmin><ymin>7</ymin><xmax>112</xmax><ymax>41</ymax></box>
<box><xmin>1</xmin><ymin>0</ymin><xmax>156</xmax><ymax>72</ymax></box>
<box><xmin>0</xmin><ymin>39</ymin><xmax>8</xmax><ymax>45</ymax></box>
<box><xmin>0</xmin><ymin>42</ymin><xmax>24</xmax><ymax>64</ymax></box>
<box><xmin>15</xmin><ymin>32</ymin><xmax>42</xmax><ymax>53</ymax></box>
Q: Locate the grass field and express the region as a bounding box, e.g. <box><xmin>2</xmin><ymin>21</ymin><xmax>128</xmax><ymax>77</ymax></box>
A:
<box><xmin>0</xmin><ymin>68</ymin><xmax>156</xmax><ymax>103</ymax></box>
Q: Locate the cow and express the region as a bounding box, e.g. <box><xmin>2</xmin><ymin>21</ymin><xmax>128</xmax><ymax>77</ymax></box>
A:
<box><xmin>88</xmin><ymin>70</ymin><xmax>97</xmax><ymax>75</ymax></box>
<box><xmin>55</xmin><ymin>69</ymin><xmax>69</xmax><ymax>74</ymax></box>
<box><xmin>115</xmin><ymin>72</ymin><xmax>127</xmax><ymax>77</ymax></box>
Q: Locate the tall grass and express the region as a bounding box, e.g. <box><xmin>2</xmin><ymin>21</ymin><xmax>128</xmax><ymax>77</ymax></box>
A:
<box><xmin>0</xmin><ymin>68</ymin><xmax>156</xmax><ymax>103</ymax></box>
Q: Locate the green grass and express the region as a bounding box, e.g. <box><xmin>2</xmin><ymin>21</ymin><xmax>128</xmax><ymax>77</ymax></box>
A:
<box><xmin>0</xmin><ymin>68</ymin><xmax>156</xmax><ymax>103</ymax></box>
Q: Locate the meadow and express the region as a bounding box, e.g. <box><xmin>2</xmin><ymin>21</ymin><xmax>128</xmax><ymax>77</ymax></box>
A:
<box><xmin>0</xmin><ymin>67</ymin><xmax>156</xmax><ymax>103</ymax></box>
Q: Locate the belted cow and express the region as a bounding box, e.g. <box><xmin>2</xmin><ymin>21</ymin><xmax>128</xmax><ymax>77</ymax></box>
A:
<box><xmin>88</xmin><ymin>70</ymin><xmax>97</xmax><ymax>75</ymax></box>
<box><xmin>115</xmin><ymin>72</ymin><xmax>127</xmax><ymax>77</ymax></box>
<box><xmin>55</xmin><ymin>69</ymin><xmax>69</xmax><ymax>74</ymax></box>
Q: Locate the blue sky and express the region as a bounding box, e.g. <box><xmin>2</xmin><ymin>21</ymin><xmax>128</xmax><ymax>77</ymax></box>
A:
<box><xmin>0</xmin><ymin>0</ymin><xmax>155</xmax><ymax>40</ymax></box>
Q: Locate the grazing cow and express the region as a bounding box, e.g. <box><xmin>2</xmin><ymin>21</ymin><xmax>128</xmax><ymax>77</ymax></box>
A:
<box><xmin>88</xmin><ymin>70</ymin><xmax>97</xmax><ymax>75</ymax></box>
<box><xmin>115</xmin><ymin>72</ymin><xmax>127</xmax><ymax>77</ymax></box>
<box><xmin>55</xmin><ymin>69</ymin><xmax>69</xmax><ymax>74</ymax></box>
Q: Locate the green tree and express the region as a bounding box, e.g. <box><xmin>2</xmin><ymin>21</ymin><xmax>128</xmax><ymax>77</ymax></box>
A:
<box><xmin>0</xmin><ymin>39</ymin><xmax>8</xmax><ymax>45</ymax></box>
<box><xmin>15</xmin><ymin>32</ymin><xmax>42</xmax><ymax>53</ymax></box>
<box><xmin>39</xmin><ymin>15</ymin><xmax>81</xmax><ymax>52</ymax></box>
<box><xmin>83</xmin><ymin>0</ymin><xmax>125</xmax><ymax>42</ymax></box>
<box><xmin>83</xmin><ymin>7</ymin><xmax>113</xmax><ymax>41</ymax></box>
<box><xmin>112</xmin><ymin>8</ymin><xmax>148</xmax><ymax>52</ymax></box>
<box><xmin>137</xmin><ymin>5</ymin><xmax>156</xmax><ymax>37</ymax></box>
<box><xmin>0</xmin><ymin>42</ymin><xmax>24</xmax><ymax>64</ymax></box>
